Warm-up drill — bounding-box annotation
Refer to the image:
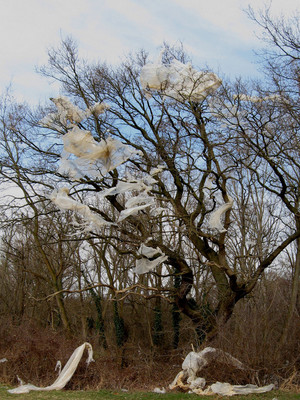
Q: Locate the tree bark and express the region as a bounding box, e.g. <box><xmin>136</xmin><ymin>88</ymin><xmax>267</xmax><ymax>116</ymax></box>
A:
<box><xmin>278</xmin><ymin>220</ymin><xmax>300</xmax><ymax>349</ymax></box>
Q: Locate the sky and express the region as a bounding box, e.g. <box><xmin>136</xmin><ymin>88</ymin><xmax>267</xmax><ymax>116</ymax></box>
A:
<box><xmin>0</xmin><ymin>0</ymin><xmax>299</xmax><ymax>105</ymax></box>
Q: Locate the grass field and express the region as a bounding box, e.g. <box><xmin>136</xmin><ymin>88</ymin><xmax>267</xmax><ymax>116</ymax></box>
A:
<box><xmin>0</xmin><ymin>386</ymin><xmax>299</xmax><ymax>400</ymax></box>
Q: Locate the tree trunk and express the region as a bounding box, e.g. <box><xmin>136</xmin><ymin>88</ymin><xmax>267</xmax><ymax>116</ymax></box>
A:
<box><xmin>278</xmin><ymin>231</ymin><xmax>300</xmax><ymax>349</ymax></box>
<box><xmin>55</xmin><ymin>291</ymin><xmax>71</xmax><ymax>333</ymax></box>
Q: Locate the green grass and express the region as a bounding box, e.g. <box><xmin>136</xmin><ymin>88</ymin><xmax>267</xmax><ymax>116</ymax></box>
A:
<box><xmin>0</xmin><ymin>385</ymin><xmax>299</xmax><ymax>400</ymax></box>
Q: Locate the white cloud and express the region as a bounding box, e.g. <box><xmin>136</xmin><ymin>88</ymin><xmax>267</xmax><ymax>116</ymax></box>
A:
<box><xmin>170</xmin><ymin>0</ymin><xmax>299</xmax><ymax>41</ymax></box>
<box><xmin>0</xmin><ymin>0</ymin><xmax>298</xmax><ymax>104</ymax></box>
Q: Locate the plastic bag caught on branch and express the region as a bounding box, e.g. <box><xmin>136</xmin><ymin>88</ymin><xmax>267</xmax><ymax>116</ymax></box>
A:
<box><xmin>60</xmin><ymin>130</ymin><xmax>140</xmax><ymax>179</ymax></box>
<box><xmin>41</xmin><ymin>96</ymin><xmax>140</xmax><ymax>180</ymax></box>
<box><xmin>134</xmin><ymin>244</ymin><xmax>168</xmax><ymax>274</ymax></box>
<box><xmin>140</xmin><ymin>52</ymin><xmax>221</xmax><ymax>102</ymax></box>
<box><xmin>208</xmin><ymin>197</ymin><xmax>233</xmax><ymax>233</ymax></box>
<box><xmin>39</xmin><ymin>97</ymin><xmax>109</xmax><ymax>129</ymax></box>
<box><xmin>64</xmin><ymin>129</ymin><xmax>137</xmax><ymax>168</ymax></box>
<box><xmin>50</xmin><ymin>187</ymin><xmax>113</xmax><ymax>230</ymax></box>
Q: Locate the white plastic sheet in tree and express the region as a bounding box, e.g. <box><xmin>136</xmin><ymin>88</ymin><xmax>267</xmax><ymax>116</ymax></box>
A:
<box><xmin>118</xmin><ymin>194</ymin><xmax>155</xmax><ymax>222</ymax></box>
<box><xmin>149</xmin><ymin>165</ymin><xmax>165</xmax><ymax>176</ymax></box>
<box><xmin>234</xmin><ymin>94</ymin><xmax>281</xmax><ymax>103</ymax></box>
<box><xmin>89</xmin><ymin>102</ymin><xmax>110</xmax><ymax>116</ymax></box>
<box><xmin>50</xmin><ymin>187</ymin><xmax>113</xmax><ymax>230</ymax></box>
<box><xmin>101</xmin><ymin>178</ymin><xmax>153</xmax><ymax>198</ymax></box>
<box><xmin>208</xmin><ymin>197</ymin><xmax>233</xmax><ymax>233</ymax></box>
<box><xmin>39</xmin><ymin>97</ymin><xmax>109</xmax><ymax>129</ymax></box>
<box><xmin>118</xmin><ymin>202</ymin><xmax>153</xmax><ymax>222</ymax></box>
<box><xmin>125</xmin><ymin>194</ymin><xmax>154</xmax><ymax>209</ymax></box>
<box><xmin>60</xmin><ymin>130</ymin><xmax>139</xmax><ymax>179</ymax></box>
<box><xmin>8</xmin><ymin>342</ymin><xmax>94</xmax><ymax>394</ymax></box>
<box><xmin>63</xmin><ymin>129</ymin><xmax>136</xmax><ymax>167</ymax></box>
<box><xmin>51</xmin><ymin>97</ymin><xmax>89</xmax><ymax>125</ymax></box>
<box><xmin>62</xmin><ymin>129</ymin><xmax>126</xmax><ymax>163</ymax></box>
<box><xmin>134</xmin><ymin>244</ymin><xmax>168</xmax><ymax>274</ymax></box>
<box><xmin>140</xmin><ymin>55</ymin><xmax>221</xmax><ymax>102</ymax></box>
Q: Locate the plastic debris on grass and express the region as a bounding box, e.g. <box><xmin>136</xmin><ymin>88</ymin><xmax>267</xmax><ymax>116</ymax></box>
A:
<box><xmin>153</xmin><ymin>387</ymin><xmax>166</xmax><ymax>393</ymax></box>
<box><xmin>8</xmin><ymin>342</ymin><xmax>94</xmax><ymax>394</ymax></box>
<box><xmin>169</xmin><ymin>347</ymin><xmax>275</xmax><ymax>396</ymax></box>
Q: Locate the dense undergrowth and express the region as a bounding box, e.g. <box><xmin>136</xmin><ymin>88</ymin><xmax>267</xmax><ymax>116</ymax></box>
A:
<box><xmin>0</xmin><ymin>305</ymin><xmax>299</xmax><ymax>394</ymax></box>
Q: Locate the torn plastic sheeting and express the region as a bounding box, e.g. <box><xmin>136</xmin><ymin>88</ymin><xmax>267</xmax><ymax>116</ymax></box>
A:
<box><xmin>210</xmin><ymin>382</ymin><xmax>275</xmax><ymax>396</ymax></box>
<box><xmin>117</xmin><ymin>194</ymin><xmax>155</xmax><ymax>222</ymax></box>
<box><xmin>181</xmin><ymin>347</ymin><xmax>244</xmax><ymax>381</ymax></box>
<box><xmin>204</xmin><ymin>176</ymin><xmax>214</xmax><ymax>190</ymax></box>
<box><xmin>170</xmin><ymin>347</ymin><xmax>275</xmax><ymax>396</ymax></box>
<box><xmin>62</xmin><ymin>130</ymin><xmax>134</xmax><ymax>165</ymax></box>
<box><xmin>150</xmin><ymin>165</ymin><xmax>165</xmax><ymax>176</ymax></box>
<box><xmin>40</xmin><ymin>98</ymin><xmax>109</xmax><ymax>130</ymax></box>
<box><xmin>39</xmin><ymin>113</ymin><xmax>62</xmax><ymax>131</ymax></box>
<box><xmin>57</xmin><ymin>156</ymin><xmax>85</xmax><ymax>181</ymax></box>
<box><xmin>153</xmin><ymin>387</ymin><xmax>166</xmax><ymax>393</ymax></box>
<box><xmin>50</xmin><ymin>187</ymin><xmax>113</xmax><ymax>230</ymax></box>
<box><xmin>101</xmin><ymin>179</ymin><xmax>153</xmax><ymax>198</ymax></box>
<box><xmin>62</xmin><ymin>127</ymin><xmax>99</xmax><ymax>158</ymax></box>
<box><xmin>89</xmin><ymin>102</ymin><xmax>110</xmax><ymax>116</ymax></box>
<box><xmin>189</xmin><ymin>377</ymin><xmax>206</xmax><ymax>390</ymax></box>
<box><xmin>125</xmin><ymin>194</ymin><xmax>154</xmax><ymax>209</ymax></box>
<box><xmin>233</xmin><ymin>94</ymin><xmax>281</xmax><ymax>103</ymax></box>
<box><xmin>208</xmin><ymin>197</ymin><xmax>233</xmax><ymax>233</ymax></box>
<box><xmin>150</xmin><ymin>206</ymin><xmax>168</xmax><ymax>216</ymax></box>
<box><xmin>118</xmin><ymin>202</ymin><xmax>153</xmax><ymax>222</ymax></box>
<box><xmin>139</xmin><ymin>244</ymin><xmax>163</xmax><ymax>259</ymax></box>
<box><xmin>8</xmin><ymin>342</ymin><xmax>94</xmax><ymax>394</ymax></box>
<box><xmin>50</xmin><ymin>96</ymin><xmax>89</xmax><ymax>125</ymax></box>
<box><xmin>59</xmin><ymin>156</ymin><xmax>102</xmax><ymax>180</ymax></box>
<box><xmin>55</xmin><ymin>360</ymin><xmax>62</xmax><ymax>375</ymax></box>
<box><xmin>140</xmin><ymin>55</ymin><xmax>221</xmax><ymax>102</ymax></box>
<box><xmin>182</xmin><ymin>347</ymin><xmax>244</xmax><ymax>372</ymax></box>
<box><xmin>61</xmin><ymin>131</ymin><xmax>140</xmax><ymax>178</ymax></box>
<box><xmin>134</xmin><ymin>254</ymin><xmax>168</xmax><ymax>274</ymax></box>
<box><xmin>39</xmin><ymin>97</ymin><xmax>91</xmax><ymax>129</ymax></box>
<box><xmin>134</xmin><ymin>244</ymin><xmax>168</xmax><ymax>274</ymax></box>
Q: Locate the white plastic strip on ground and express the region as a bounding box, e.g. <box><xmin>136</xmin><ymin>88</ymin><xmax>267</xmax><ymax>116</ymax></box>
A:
<box><xmin>8</xmin><ymin>342</ymin><xmax>94</xmax><ymax>394</ymax></box>
<box><xmin>170</xmin><ymin>347</ymin><xmax>275</xmax><ymax>396</ymax></box>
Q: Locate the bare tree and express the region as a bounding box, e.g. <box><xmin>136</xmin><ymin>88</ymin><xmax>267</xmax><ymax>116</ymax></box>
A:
<box><xmin>1</xmin><ymin>34</ymin><xmax>299</xmax><ymax>345</ymax></box>
<box><xmin>245</xmin><ymin>6</ymin><xmax>300</xmax><ymax>349</ymax></box>
<box><xmin>35</xmin><ymin>38</ymin><xmax>300</xmax><ymax>342</ymax></box>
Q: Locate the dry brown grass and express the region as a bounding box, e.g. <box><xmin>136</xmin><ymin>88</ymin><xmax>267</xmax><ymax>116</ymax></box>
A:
<box><xmin>1</xmin><ymin>277</ymin><xmax>300</xmax><ymax>392</ymax></box>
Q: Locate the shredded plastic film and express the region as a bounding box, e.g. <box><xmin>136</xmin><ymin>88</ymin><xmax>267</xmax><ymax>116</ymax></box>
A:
<box><xmin>208</xmin><ymin>197</ymin><xmax>233</xmax><ymax>232</ymax></box>
<box><xmin>8</xmin><ymin>343</ymin><xmax>94</xmax><ymax>394</ymax></box>
<box><xmin>169</xmin><ymin>347</ymin><xmax>275</xmax><ymax>396</ymax></box>
<box><xmin>140</xmin><ymin>53</ymin><xmax>221</xmax><ymax>102</ymax></box>
<box><xmin>134</xmin><ymin>244</ymin><xmax>168</xmax><ymax>274</ymax></box>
